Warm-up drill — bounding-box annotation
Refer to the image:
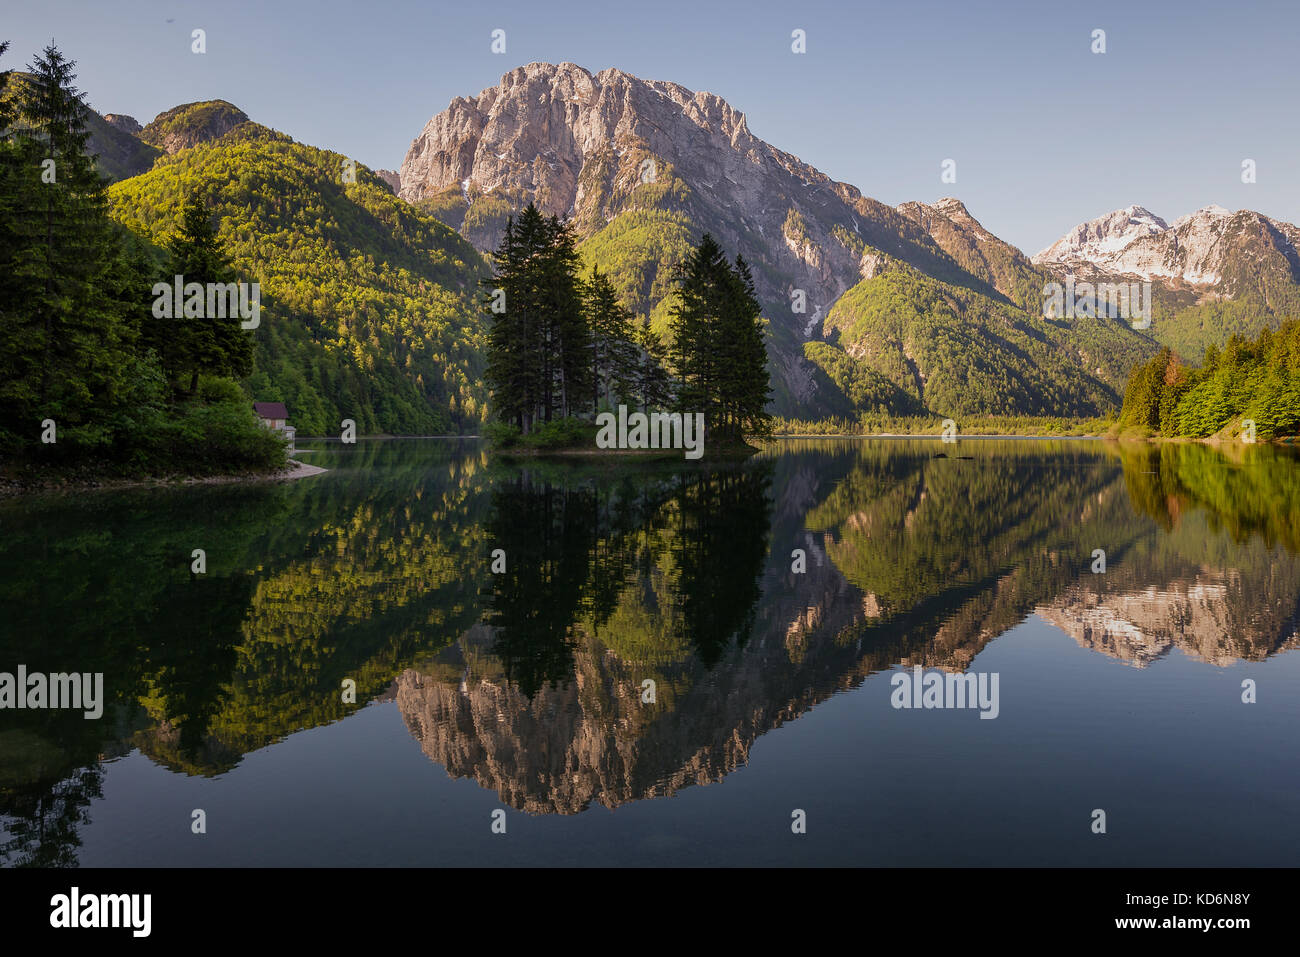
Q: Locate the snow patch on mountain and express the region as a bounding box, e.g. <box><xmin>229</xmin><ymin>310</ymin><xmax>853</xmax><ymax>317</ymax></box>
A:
<box><xmin>1033</xmin><ymin>205</ymin><xmax>1168</xmax><ymax>266</ymax></box>
<box><xmin>1031</xmin><ymin>204</ymin><xmax>1277</xmax><ymax>287</ymax></box>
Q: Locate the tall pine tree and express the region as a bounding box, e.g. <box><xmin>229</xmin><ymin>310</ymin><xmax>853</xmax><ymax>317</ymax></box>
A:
<box><xmin>484</xmin><ymin>205</ymin><xmax>545</xmax><ymax>431</ymax></box>
<box><xmin>543</xmin><ymin>213</ymin><xmax>591</xmax><ymax>420</ymax></box>
<box><xmin>718</xmin><ymin>255</ymin><xmax>772</xmax><ymax>439</ymax></box>
<box><xmin>0</xmin><ymin>43</ymin><xmax>137</xmax><ymax>452</ymax></box>
<box><xmin>632</xmin><ymin>315</ymin><xmax>672</xmax><ymax>413</ymax></box>
<box><xmin>154</xmin><ymin>195</ymin><xmax>253</xmax><ymax>395</ymax></box>
<box><xmin>483</xmin><ymin>203</ymin><xmax>591</xmax><ymax>430</ymax></box>
<box><xmin>668</xmin><ymin>234</ymin><xmax>771</xmax><ymax>442</ymax></box>
<box><xmin>585</xmin><ymin>265</ymin><xmax>638</xmax><ymax>410</ymax></box>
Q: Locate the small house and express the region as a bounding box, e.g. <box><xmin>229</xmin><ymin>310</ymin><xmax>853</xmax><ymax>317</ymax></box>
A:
<box><xmin>253</xmin><ymin>401</ymin><xmax>296</xmax><ymax>452</ymax></box>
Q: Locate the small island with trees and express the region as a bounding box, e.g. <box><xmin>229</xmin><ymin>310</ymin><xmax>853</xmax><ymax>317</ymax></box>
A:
<box><xmin>481</xmin><ymin>203</ymin><xmax>772</xmax><ymax>456</ymax></box>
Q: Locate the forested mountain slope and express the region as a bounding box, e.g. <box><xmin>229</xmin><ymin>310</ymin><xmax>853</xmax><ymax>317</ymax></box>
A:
<box><xmin>109</xmin><ymin>121</ymin><xmax>491</xmax><ymax>435</ymax></box>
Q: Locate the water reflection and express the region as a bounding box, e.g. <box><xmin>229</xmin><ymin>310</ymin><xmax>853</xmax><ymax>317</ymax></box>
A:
<box><xmin>2</xmin><ymin>438</ymin><xmax>1298</xmax><ymax>859</ymax></box>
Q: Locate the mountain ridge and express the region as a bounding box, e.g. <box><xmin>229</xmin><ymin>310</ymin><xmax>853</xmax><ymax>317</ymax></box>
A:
<box><xmin>1034</xmin><ymin>202</ymin><xmax>1300</xmax><ymax>290</ymax></box>
<box><xmin>80</xmin><ymin>62</ymin><xmax>1300</xmax><ymax>424</ymax></box>
<box><xmin>397</xmin><ymin>62</ymin><xmax>1171</xmax><ymax>418</ymax></box>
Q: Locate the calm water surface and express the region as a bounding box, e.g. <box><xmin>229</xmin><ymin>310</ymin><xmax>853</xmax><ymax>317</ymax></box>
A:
<box><xmin>2</xmin><ymin>437</ymin><xmax>1298</xmax><ymax>866</ymax></box>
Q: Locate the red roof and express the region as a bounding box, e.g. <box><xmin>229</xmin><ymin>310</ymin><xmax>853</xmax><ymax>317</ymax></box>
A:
<box><xmin>253</xmin><ymin>402</ymin><xmax>289</xmax><ymax>419</ymax></box>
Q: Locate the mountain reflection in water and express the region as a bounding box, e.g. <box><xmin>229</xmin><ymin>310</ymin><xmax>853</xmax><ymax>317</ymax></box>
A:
<box><xmin>2</xmin><ymin>437</ymin><xmax>1297</xmax><ymax>864</ymax></box>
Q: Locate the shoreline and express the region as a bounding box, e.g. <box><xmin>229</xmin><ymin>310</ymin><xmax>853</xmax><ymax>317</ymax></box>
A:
<box><xmin>0</xmin><ymin>457</ymin><xmax>328</xmax><ymax>501</ymax></box>
<box><xmin>5</xmin><ymin>431</ymin><xmax>1293</xmax><ymax>500</ymax></box>
<box><xmin>771</xmin><ymin>432</ymin><xmax>1298</xmax><ymax>445</ymax></box>
<box><xmin>772</xmin><ymin>432</ymin><xmax>1104</xmax><ymax>440</ymax></box>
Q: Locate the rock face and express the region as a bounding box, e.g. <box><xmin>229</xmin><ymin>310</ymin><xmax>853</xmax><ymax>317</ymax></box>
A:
<box><xmin>141</xmin><ymin>100</ymin><xmax>249</xmax><ymax>155</ymax></box>
<box><xmin>1035</xmin><ymin>204</ymin><xmax>1300</xmax><ymax>293</ymax></box>
<box><xmin>1038</xmin><ymin>574</ymin><xmax>1300</xmax><ymax>667</ymax></box>
<box><xmin>374</xmin><ymin>169</ymin><xmax>401</xmax><ymax>194</ymax></box>
<box><xmin>402</xmin><ymin>63</ymin><xmax>785</xmax><ymax>212</ymax></box>
<box><xmin>398</xmin><ymin>62</ymin><xmax>965</xmax><ymax>412</ymax></box>
<box><xmin>397</xmin><ymin>60</ymin><xmax>930</xmax><ymax>277</ymax></box>
<box><xmin>1034</xmin><ymin>205</ymin><xmax>1169</xmax><ymax>267</ymax></box>
<box><xmin>102</xmin><ymin>113</ymin><xmax>142</xmax><ymax>135</ymax></box>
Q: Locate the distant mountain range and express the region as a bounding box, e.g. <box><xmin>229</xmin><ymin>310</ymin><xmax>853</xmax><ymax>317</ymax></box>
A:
<box><xmin>1034</xmin><ymin>203</ymin><xmax>1300</xmax><ymax>290</ymax></box>
<box><xmin>1033</xmin><ymin>203</ymin><xmax>1300</xmax><ymax>359</ymax></box>
<box><xmin>82</xmin><ymin>62</ymin><xmax>1300</xmax><ymax>425</ymax></box>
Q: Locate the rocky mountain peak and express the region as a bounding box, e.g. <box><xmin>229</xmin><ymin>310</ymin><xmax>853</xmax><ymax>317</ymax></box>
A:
<box><xmin>398</xmin><ymin>61</ymin><xmax>769</xmax><ymax>215</ymax></box>
<box><xmin>140</xmin><ymin>100</ymin><xmax>249</xmax><ymax>154</ymax></box>
<box><xmin>933</xmin><ymin>196</ymin><xmax>972</xmax><ymax>217</ymax></box>
<box><xmin>102</xmin><ymin>113</ymin><xmax>142</xmax><ymax>134</ymax></box>
<box><xmin>1169</xmin><ymin>203</ymin><xmax>1233</xmax><ymax>230</ymax></box>
<box><xmin>396</xmin><ymin>60</ymin><xmax>950</xmax><ymax>279</ymax></box>
<box><xmin>374</xmin><ymin>169</ymin><xmax>401</xmax><ymax>194</ymax></box>
<box><xmin>897</xmin><ymin>197</ymin><xmax>980</xmax><ymax>230</ymax></box>
<box><xmin>1032</xmin><ymin>205</ymin><xmax>1169</xmax><ymax>265</ymax></box>
<box><xmin>1034</xmin><ymin>201</ymin><xmax>1300</xmax><ymax>291</ymax></box>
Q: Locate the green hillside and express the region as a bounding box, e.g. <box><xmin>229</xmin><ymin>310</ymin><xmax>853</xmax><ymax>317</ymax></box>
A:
<box><xmin>1</xmin><ymin>70</ymin><xmax>161</xmax><ymax>182</ymax></box>
<box><xmin>820</xmin><ymin>265</ymin><xmax>1148</xmax><ymax>418</ymax></box>
<box><xmin>1152</xmin><ymin>288</ymin><xmax>1300</xmax><ymax>363</ymax></box>
<box><xmin>579</xmin><ymin>207</ymin><xmax>695</xmax><ymax>327</ymax></box>
<box><xmin>108</xmin><ymin>123</ymin><xmax>491</xmax><ymax>435</ymax></box>
<box><xmin>85</xmin><ymin>109</ymin><xmax>161</xmax><ymax>181</ymax></box>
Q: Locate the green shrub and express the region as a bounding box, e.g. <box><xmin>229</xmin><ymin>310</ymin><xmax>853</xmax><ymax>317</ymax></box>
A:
<box><xmin>484</xmin><ymin>421</ymin><xmax>521</xmax><ymax>449</ymax></box>
<box><xmin>166</xmin><ymin>391</ymin><xmax>286</xmax><ymax>472</ymax></box>
<box><xmin>119</xmin><ymin>375</ymin><xmax>285</xmax><ymax>474</ymax></box>
<box><xmin>519</xmin><ymin>417</ymin><xmax>597</xmax><ymax>450</ymax></box>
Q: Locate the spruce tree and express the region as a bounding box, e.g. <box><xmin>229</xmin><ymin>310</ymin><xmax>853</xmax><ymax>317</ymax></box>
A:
<box><xmin>542</xmin><ymin>212</ymin><xmax>590</xmax><ymax>420</ymax></box>
<box><xmin>668</xmin><ymin>234</ymin><xmax>771</xmax><ymax>442</ymax></box>
<box><xmin>720</xmin><ymin>255</ymin><xmax>772</xmax><ymax>439</ymax></box>
<box><xmin>483</xmin><ymin>205</ymin><xmax>552</xmax><ymax>431</ymax></box>
<box><xmin>668</xmin><ymin>233</ymin><xmax>727</xmax><ymax>421</ymax></box>
<box><xmin>585</xmin><ymin>265</ymin><xmax>638</xmax><ymax>409</ymax></box>
<box><xmin>483</xmin><ymin>214</ymin><xmax>527</xmax><ymax>429</ymax></box>
<box><xmin>0</xmin><ymin>44</ymin><xmax>133</xmax><ymax>451</ymax></box>
<box><xmin>632</xmin><ymin>316</ymin><xmax>672</xmax><ymax>412</ymax></box>
<box><xmin>157</xmin><ymin>196</ymin><xmax>253</xmax><ymax>394</ymax></box>
<box><xmin>483</xmin><ymin>203</ymin><xmax>591</xmax><ymax>429</ymax></box>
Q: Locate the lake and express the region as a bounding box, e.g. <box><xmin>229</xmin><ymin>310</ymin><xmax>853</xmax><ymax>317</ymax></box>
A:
<box><xmin>2</xmin><ymin>437</ymin><xmax>1298</xmax><ymax>866</ymax></box>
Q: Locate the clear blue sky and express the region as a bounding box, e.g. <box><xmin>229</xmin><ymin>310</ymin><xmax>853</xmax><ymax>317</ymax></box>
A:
<box><xmin>5</xmin><ymin>0</ymin><xmax>1297</xmax><ymax>253</ymax></box>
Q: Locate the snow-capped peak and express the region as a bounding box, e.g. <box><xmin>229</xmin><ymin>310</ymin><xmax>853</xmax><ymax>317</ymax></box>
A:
<box><xmin>1170</xmin><ymin>204</ymin><xmax>1232</xmax><ymax>229</ymax></box>
<box><xmin>1032</xmin><ymin>206</ymin><xmax>1168</xmax><ymax>265</ymax></box>
<box><xmin>1034</xmin><ymin>204</ymin><xmax>1268</xmax><ymax>287</ymax></box>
